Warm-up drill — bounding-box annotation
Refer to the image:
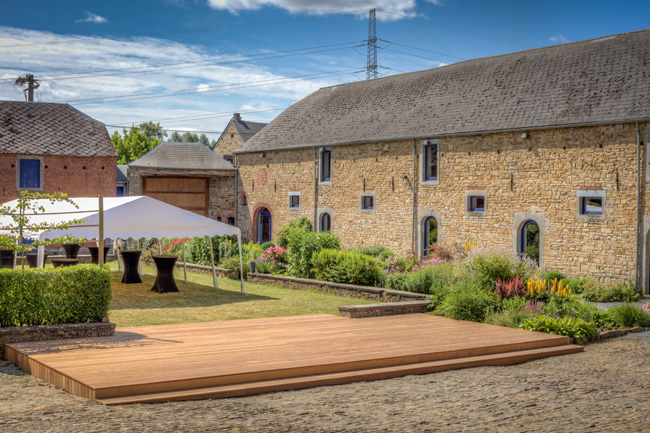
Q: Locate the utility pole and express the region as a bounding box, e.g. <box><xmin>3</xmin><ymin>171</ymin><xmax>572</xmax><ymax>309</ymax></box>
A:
<box><xmin>14</xmin><ymin>74</ymin><xmax>40</xmax><ymax>102</ymax></box>
<box><xmin>366</xmin><ymin>9</ymin><xmax>378</xmax><ymax>80</ymax></box>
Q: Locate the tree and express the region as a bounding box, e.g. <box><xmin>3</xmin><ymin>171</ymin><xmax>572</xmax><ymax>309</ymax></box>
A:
<box><xmin>112</xmin><ymin>125</ymin><xmax>162</xmax><ymax>165</ymax></box>
<box><xmin>0</xmin><ymin>192</ymin><xmax>87</xmax><ymax>269</ymax></box>
<box><xmin>138</xmin><ymin>121</ymin><xmax>167</xmax><ymax>141</ymax></box>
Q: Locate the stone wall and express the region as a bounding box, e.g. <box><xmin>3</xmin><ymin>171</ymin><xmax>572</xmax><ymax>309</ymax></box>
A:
<box><xmin>0</xmin><ymin>154</ymin><xmax>117</xmax><ymax>203</ymax></box>
<box><xmin>247</xmin><ymin>273</ymin><xmax>428</xmax><ymax>302</ymax></box>
<box><xmin>213</xmin><ymin>123</ymin><xmax>244</xmax><ymax>157</ymax></box>
<box><xmin>236</xmin><ymin>122</ymin><xmax>650</xmax><ymax>284</ymax></box>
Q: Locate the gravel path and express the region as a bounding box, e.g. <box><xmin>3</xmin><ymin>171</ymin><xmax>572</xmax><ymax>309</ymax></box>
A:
<box><xmin>2</xmin><ymin>332</ymin><xmax>650</xmax><ymax>432</ymax></box>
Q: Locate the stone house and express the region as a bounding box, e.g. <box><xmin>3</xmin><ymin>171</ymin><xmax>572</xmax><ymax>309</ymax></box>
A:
<box><xmin>212</xmin><ymin>113</ymin><xmax>267</xmax><ymax>163</ymax></box>
<box><xmin>232</xmin><ymin>29</ymin><xmax>650</xmax><ymax>289</ymax></box>
<box><xmin>0</xmin><ymin>101</ymin><xmax>117</xmax><ymax>203</ymax></box>
<box><xmin>128</xmin><ymin>142</ymin><xmax>236</xmax><ymax>221</ymax></box>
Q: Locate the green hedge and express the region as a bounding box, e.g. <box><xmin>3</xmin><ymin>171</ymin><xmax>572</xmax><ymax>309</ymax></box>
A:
<box><xmin>311</xmin><ymin>249</ymin><xmax>384</xmax><ymax>287</ymax></box>
<box><xmin>0</xmin><ymin>265</ymin><xmax>112</xmax><ymax>328</ymax></box>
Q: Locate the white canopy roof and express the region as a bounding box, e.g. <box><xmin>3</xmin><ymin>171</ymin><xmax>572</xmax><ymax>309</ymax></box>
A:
<box><xmin>0</xmin><ymin>196</ymin><xmax>241</xmax><ymax>240</ymax></box>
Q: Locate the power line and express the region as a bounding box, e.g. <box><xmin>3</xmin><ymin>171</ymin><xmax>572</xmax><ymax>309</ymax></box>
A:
<box><xmin>28</xmin><ymin>43</ymin><xmax>364</xmax><ymax>83</ymax></box>
<box><xmin>382</xmin><ymin>48</ymin><xmax>448</xmax><ymax>63</ymax></box>
<box><xmin>0</xmin><ymin>10</ymin><xmax>368</xmax><ymax>50</ymax></box>
<box><xmin>378</xmin><ymin>40</ymin><xmax>467</xmax><ymax>61</ymax></box>
<box><xmin>66</xmin><ymin>69</ymin><xmax>362</xmax><ymax>105</ymax></box>
<box><xmin>36</xmin><ymin>41</ymin><xmax>363</xmax><ymax>80</ymax></box>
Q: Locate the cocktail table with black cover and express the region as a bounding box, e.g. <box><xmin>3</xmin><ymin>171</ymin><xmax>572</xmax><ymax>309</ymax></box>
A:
<box><xmin>0</xmin><ymin>249</ymin><xmax>15</xmax><ymax>268</ymax></box>
<box><xmin>120</xmin><ymin>250</ymin><xmax>142</xmax><ymax>284</ymax></box>
<box><xmin>51</xmin><ymin>258</ymin><xmax>80</xmax><ymax>267</ymax></box>
<box><xmin>62</xmin><ymin>244</ymin><xmax>81</xmax><ymax>259</ymax></box>
<box><xmin>26</xmin><ymin>253</ymin><xmax>48</xmax><ymax>268</ymax></box>
<box><xmin>151</xmin><ymin>255</ymin><xmax>179</xmax><ymax>293</ymax></box>
<box><xmin>89</xmin><ymin>246</ymin><xmax>111</xmax><ymax>265</ymax></box>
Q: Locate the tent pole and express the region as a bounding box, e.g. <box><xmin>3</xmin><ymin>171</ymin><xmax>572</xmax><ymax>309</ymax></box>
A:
<box><xmin>238</xmin><ymin>234</ymin><xmax>245</xmax><ymax>295</ymax></box>
<box><xmin>158</xmin><ymin>239</ymin><xmax>162</xmax><ymax>255</ymax></box>
<box><xmin>37</xmin><ymin>245</ymin><xmax>44</xmax><ymax>268</ymax></box>
<box><xmin>182</xmin><ymin>239</ymin><xmax>188</xmax><ymax>283</ymax></box>
<box><xmin>209</xmin><ymin>236</ymin><xmax>219</xmax><ymax>289</ymax></box>
<box><xmin>98</xmin><ymin>195</ymin><xmax>104</xmax><ymax>267</ymax></box>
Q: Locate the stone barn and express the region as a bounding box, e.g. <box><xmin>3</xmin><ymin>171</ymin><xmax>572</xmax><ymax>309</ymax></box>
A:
<box><xmin>128</xmin><ymin>142</ymin><xmax>236</xmax><ymax>221</ymax></box>
<box><xmin>232</xmin><ymin>29</ymin><xmax>650</xmax><ymax>289</ymax></box>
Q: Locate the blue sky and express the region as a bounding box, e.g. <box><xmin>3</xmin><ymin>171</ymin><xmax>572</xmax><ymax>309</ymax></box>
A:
<box><xmin>0</xmin><ymin>0</ymin><xmax>648</xmax><ymax>141</ymax></box>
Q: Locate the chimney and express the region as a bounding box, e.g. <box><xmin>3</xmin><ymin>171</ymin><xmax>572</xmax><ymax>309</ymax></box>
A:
<box><xmin>233</xmin><ymin>113</ymin><xmax>241</xmax><ymax>120</ymax></box>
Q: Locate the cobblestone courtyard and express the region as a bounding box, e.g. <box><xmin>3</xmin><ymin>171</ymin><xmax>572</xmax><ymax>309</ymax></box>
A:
<box><xmin>1</xmin><ymin>331</ymin><xmax>649</xmax><ymax>433</ymax></box>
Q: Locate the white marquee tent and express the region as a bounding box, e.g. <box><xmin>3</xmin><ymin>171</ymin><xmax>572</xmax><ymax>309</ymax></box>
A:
<box><xmin>0</xmin><ymin>196</ymin><xmax>245</xmax><ymax>293</ymax></box>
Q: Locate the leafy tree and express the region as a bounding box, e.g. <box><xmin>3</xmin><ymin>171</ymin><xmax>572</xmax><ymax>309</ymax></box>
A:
<box><xmin>170</xmin><ymin>131</ymin><xmax>183</xmax><ymax>142</ymax></box>
<box><xmin>169</xmin><ymin>131</ymin><xmax>211</xmax><ymax>147</ymax></box>
<box><xmin>0</xmin><ymin>192</ymin><xmax>87</xmax><ymax>269</ymax></box>
<box><xmin>138</xmin><ymin>121</ymin><xmax>167</xmax><ymax>141</ymax></box>
<box><xmin>112</xmin><ymin>125</ymin><xmax>162</xmax><ymax>165</ymax></box>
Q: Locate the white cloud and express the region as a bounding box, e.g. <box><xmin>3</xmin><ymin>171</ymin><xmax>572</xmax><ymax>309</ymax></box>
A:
<box><xmin>548</xmin><ymin>34</ymin><xmax>567</xmax><ymax>43</ymax></box>
<box><xmin>0</xmin><ymin>26</ymin><xmax>359</xmax><ymax>139</ymax></box>
<box><xmin>75</xmin><ymin>11</ymin><xmax>108</xmax><ymax>24</ymax></box>
<box><xmin>206</xmin><ymin>0</ymin><xmax>419</xmax><ymax>21</ymax></box>
<box><xmin>425</xmin><ymin>0</ymin><xmax>443</xmax><ymax>5</ymax></box>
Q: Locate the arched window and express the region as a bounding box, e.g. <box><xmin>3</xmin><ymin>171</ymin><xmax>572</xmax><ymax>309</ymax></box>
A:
<box><xmin>520</xmin><ymin>220</ymin><xmax>540</xmax><ymax>263</ymax></box>
<box><xmin>257</xmin><ymin>207</ymin><xmax>272</xmax><ymax>243</ymax></box>
<box><xmin>321</xmin><ymin>213</ymin><xmax>331</xmax><ymax>232</ymax></box>
<box><xmin>423</xmin><ymin>216</ymin><xmax>438</xmax><ymax>257</ymax></box>
<box><xmin>217</xmin><ymin>217</ymin><xmax>222</xmax><ymax>222</ymax></box>
<box><xmin>227</xmin><ymin>217</ymin><xmax>235</xmax><ymax>225</ymax></box>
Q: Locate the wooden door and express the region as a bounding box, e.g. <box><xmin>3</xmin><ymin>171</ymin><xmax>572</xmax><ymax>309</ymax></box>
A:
<box><xmin>143</xmin><ymin>176</ymin><xmax>209</xmax><ymax>216</ymax></box>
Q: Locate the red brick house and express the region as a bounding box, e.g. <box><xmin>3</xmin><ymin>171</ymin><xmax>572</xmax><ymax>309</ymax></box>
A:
<box><xmin>0</xmin><ymin>101</ymin><xmax>117</xmax><ymax>203</ymax></box>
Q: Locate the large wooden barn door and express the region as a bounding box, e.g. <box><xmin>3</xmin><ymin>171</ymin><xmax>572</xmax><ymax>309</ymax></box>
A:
<box><xmin>143</xmin><ymin>176</ymin><xmax>209</xmax><ymax>216</ymax></box>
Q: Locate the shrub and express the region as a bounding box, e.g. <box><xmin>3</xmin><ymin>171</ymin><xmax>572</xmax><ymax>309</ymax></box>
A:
<box><xmin>606</xmin><ymin>304</ymin><xmax>650</xmax><ymax>328</ymax></box>
<box><xmin>560</xmin><ymin>277</ymin><xmax>589</xmax><ymax>294</ymax></box>
<box><xmin>458</xmin><ymin>247</ymin><xmax>538</xmax><ymax>289</ymax></box>
<box><xmin>276</xmin><ymin>217</ymin><xmax>312</xmax><ymax>248</ymax></box>
<box><xmin>0</xmin><ymin>266</ymin><xmax>111</xmax><ymax>327</ymax></box>
<box><xmin>260</xmin><ymin>241</ymin><xmax>275</xmax><ymax>251</ymax></box>
<box><xmin>286</xmin><ymin>230</ymin><xmax>340</xmax><ymax>278</ymax></box>
<box><xmin>354</xmin><ymin>245</ymin><xmax>395</xmax><ymax>261</ymax></box>
<box><xmin>255</xmin><ymin>260</ymin><xmax>275</xmax><ymax>274</ymax></box>
<box><xmin>187</xmin><ymin>235</ymin><xmax>239</xmax><ymax>266</ymax></box>
<box><xmin>500</xmin><ymin>296</ymin><xmax>529</xmax><ymax>313</ymax></box>
<box><xmin>541</xmin><ymin>296</ymin><xmax>613</xmax><ymax>328</ymax></box>
<box><xmin>219</xmin><ymin>255</ymin><xmax>248</xmax><ymax>279</ymax></box>
<box><xmin>386</xmin><ymin>262</ymin><xmax>456</xmax><ymax>295</ymax></box>
<box><xmin>580</xmin><ymin>279</ymin><xmax>640</xmax><ymax>303</ymax></box>
<box><xmin>541</xmin><ymin>270</ymin><xmax>567</xmax><ymax>281</ymax></box>
<box><xmin>242</xmin><ymin>243</ymin><xmax>264</xmax><ymax>263</ymax></box>
<box><xmin>518</xmin><ymin>315</ymin><xmax>597</xmax><ymax>344</ymax></box>
<box><xmin>384</xmin><ymin>249</ymin><xmax>419</xmax><ymax>275</ymax></box>
<box><xmin>311</xmin><ymin>249</ymin><xmax>383</xmax><ymax>286</ymax></box>
<box><xmin>434</xmin><ymin>280</ymin><xmax>497</xmax><ymax>322</ymax></box>
<box><xmin>424</xmin><ymin>243</ymin><xmax>455</xmax><ymax>262</ymax></box>
<box><xmin>495</xmin><ymin>276</ymin><xmax>526</xmax><ymax>299</ymax></box>
<box><xmin>484</xmin><ymin>310</ymin><xmax>527</xmax><ymax>328</ymax></box>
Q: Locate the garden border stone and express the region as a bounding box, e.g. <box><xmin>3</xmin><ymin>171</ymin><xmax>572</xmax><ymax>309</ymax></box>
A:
<box><xmin>0</xmin><ymin>320</ymin><xmax>115</xmax><ymax>360</ymax></box>
<box><xmin>339</xmin><ymin>301</ymin><xmax>431</xmax><ymax>318</ymax></box>
<box><xmin>248</xmin><ymin>273</ymin><xmax>428</xmax><ymax>302</ymax></box>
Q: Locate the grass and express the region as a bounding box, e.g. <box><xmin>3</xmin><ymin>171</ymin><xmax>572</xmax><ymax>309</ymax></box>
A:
<box><xmin>107</xmin><ymin>262</ymin><xmax>375</xmax><ymax>327</ymax></box>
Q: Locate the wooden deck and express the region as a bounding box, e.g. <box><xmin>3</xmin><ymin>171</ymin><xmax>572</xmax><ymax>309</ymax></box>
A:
<box><xmin>5</xmin><ymin>314</ymin><xmax>583</xmax><ymax>405</ymax></box>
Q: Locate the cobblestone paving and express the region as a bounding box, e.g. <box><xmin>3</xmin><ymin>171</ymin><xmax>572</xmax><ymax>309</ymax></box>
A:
<box><xmin>2</xmin><ymin>332</ymin><xmax>650</xmax><ymax>433</ymax></box>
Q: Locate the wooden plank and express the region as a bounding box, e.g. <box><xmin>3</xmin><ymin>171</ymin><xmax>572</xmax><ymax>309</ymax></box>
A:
<box><xmin>6</xmin><ymin>314</ymin><xmax>580</xmax><ymax>404</ymax></box>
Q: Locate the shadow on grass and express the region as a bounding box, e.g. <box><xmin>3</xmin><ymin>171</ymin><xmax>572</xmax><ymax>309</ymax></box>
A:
<box><xmin>109</xmin><ymin>271</ymin><xmax>276</xmax><ymax>311</ymax></box>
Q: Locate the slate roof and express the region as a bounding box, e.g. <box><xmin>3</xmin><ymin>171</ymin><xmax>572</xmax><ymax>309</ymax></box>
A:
<box><xmin>129</xmin><ymin>142</ymin><xmax>235</xmax><ymax>171</ymax></box>
<box><xmin>0</xmin><ymin>101</ymin><xmax>117</xmax><ymax>156</ymax></box>
<box><xmin>116</xmin><ymin>165</ymin><xmax>128</xmax><ymax>184</ymax></box>
<box><xmin>231</xmin><ymin>118</ymin><xmax>267</xmax><ymax>143</ymax></box>
<box><xmin>236</xmin><ymin>29</ymin><xmax>650</xmax><ymax>154</ymax></box>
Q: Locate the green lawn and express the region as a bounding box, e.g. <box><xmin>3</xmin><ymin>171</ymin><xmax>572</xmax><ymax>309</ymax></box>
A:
<box><xmin>107</xmin><ymin>262</ymin><xmax>374</xmax><ymax>327</ymax></box>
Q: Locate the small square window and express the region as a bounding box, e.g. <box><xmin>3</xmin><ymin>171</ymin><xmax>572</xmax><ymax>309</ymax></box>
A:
<box><xmin>289</xmin><ymin>194</ymin><xmax>300</xmax><ymax>208</ymax></box>
<box><xmin>469</xmin><ymin>196</ymin><xmax>485</xmax><ymax>212</ymax></box>
<box><xmin>362</xmin><ymin>195</ymin><xmax>374</xmax><ymax>210</ymax></box>
<box><xmin>116</xmin><ymin>186</ymin><xmax>124</xmax><ymax>197</ymax></box>
<box><xmin>581</xmin><ymin>197</ymin><xmax>603</xmax><ymax>215</ymax></box>
<box><xmin>18</xmin><ymin>158</ymin><xmax>41</xmax><ymax>189</ymax></box>
<box><xmin>227</xmin><ymin>217</ymin><xmax>235</xmax><ymax>225</ymax></box>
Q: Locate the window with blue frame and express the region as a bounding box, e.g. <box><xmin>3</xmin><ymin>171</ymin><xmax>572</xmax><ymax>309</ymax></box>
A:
<box><xmin>227</xmin><ymin>217</ymin><xmax>235</xmax><ymax>225</ymax></box>
<box><xmin>424</xmin><ymin>143</ymin><xmax>438</xmax><ymax>181</ymax></box>
<box><xmin>321</xmin><ymin>213</ymin><xmax>331</xmax><ymax>232</ymax></box>
<box><xmin>116</xmin><ymin>186</ymin><xmax>124</xmax><ymax>197</ymax></box>
<box><xmin>289</xmin><ymin>193</ymin><xmax>300</xmax><ymax>208</ymax></box>
<box><xmin>469</xmin><ymin>196</ymin><xmax>485</xmax><ymax>212</ymax></box>
<box><xmin>362</xmin><ymin>195</ymin><xmax>374</xmax><ymax>210</ymax></box>
<box><xmin>19</xmin><ymin>158</ymin><xmax>41</xmax><ymax>189</ymax></box>
<box><xmin>581</xmin><ymin>197</ymin><xmax>603</xmax><ymax>215</ymax></box>
<box><xmin>321</xmin><ymin>149</ymin><xmax>332</xmax><ymax>182</ymax></box>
